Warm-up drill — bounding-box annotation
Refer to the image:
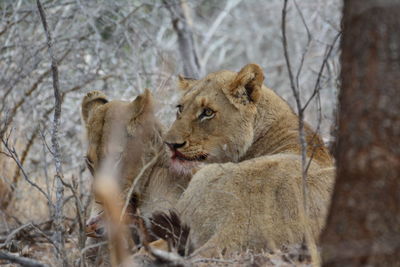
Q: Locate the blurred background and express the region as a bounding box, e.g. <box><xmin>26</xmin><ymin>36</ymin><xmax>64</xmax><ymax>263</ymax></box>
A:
<box><xmin>0</xmin><ymin>0</ymin><xmax>341</xmax><ymax>263</ymax></box>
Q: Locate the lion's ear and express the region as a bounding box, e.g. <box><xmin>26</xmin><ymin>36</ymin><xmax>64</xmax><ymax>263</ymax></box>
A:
<box><xmin>178</xmin><ymin>75</ymin><xmax>197</xmax><ymax>91</ymax></box>
<box><xmin>81</xmin><ymin>90</ymin><xmax>108</xmax><ymax>125</ymax></box>
<box><xmin>228</xmin><ymin>63</ymin><xmax>264</xmax><ymax>104</ymax></box>
<box><xmin>130</xmin><ymin>88</ymin><xmax>154</xmax><ymax>119</ymax></box>
<box><xmin>127</xmin><ymin>89</ymin><xmax>154</xmax><ymax>135</ymax></box>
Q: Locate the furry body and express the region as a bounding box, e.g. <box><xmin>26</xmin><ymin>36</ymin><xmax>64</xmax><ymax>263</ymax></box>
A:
<box><xmin>165</xmin><ymin>64</ymin><xmax>335</xmax><ymax>255</ymax></box>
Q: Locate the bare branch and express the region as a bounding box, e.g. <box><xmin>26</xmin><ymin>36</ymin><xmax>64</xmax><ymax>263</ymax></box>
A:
<box><xmin>301</xmin><ymin>31</ymin><xmax>341</xmax><ymax>112</ymax></box>
<box><xmin>0</xmin><ymin>251</ymin><xmax>49</xmax><ymax>267</ymax></box>
<box><xmin>293</xmin><ymin>0</ymin><xmax>312</xmax><ymax>90</ymax></box>
<box><xmin>80</xmin><ymin>241</ymin><xmax>108</xmax><ymax>256</ymax></box>
<box><xmin>36</xmin><ymin>0</ymin><xmax>66</xmax><ymax>265</ymax></box>
<box><xmin>202</xmin><ymin>0</ymin><xmax>242</xmax><ymax>46</ymax></box>
<box><xmin>282</xmin><ymin>0</ymin><xmax>308</xmax><ymax>213</ymax></box>
<box><xmin>31</xmin><ymin>223</ymin><xmax>62</xmax><ymax>256</ymax></box>
<box><xmin>0</xmin><ymin>223</ymin><xmax>33</xmax><ymax>250</ymax></box>
<box><xmin>1</xmin><ymin>136</ymin><xmax>53</xmax><ymax>208</ymax></box>
<box><xmin>0</xmin><ymin>49</ymin><xmax>70</xmax><ymax>137</ymax></box>
<box><xmin>58</xmin><ymin>174</ymin><xmax>87</xmax><ymax>254</ymax></box>
<box><xmin>281</xmin><ymin>1</ymin><xmax>320</xmax><ymax>265</ymax></box>
<box><xmin>282</xmin><ymin>0</ymin><xmax>300</xmax><ymax>103</ymax></box>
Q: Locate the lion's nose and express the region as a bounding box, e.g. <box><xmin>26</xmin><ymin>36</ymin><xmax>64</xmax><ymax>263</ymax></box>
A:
<box><xmin>165</xmin><ymin>141</ymin><xmax>186</xmax><ymax>150</ymax></box>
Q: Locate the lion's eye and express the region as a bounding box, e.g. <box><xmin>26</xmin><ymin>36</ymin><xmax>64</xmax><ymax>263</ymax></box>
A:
<box><xmin>176</xmin><ymin>104</ymin><xmax>183</xmax><ymax>117</ymax></box>
<box><xmin>176</xmin><ymin>104</ymin><xmax>183</xmax><ymax>114</ymax></box>
<box><xmin>199</xmin><ymin>108</ymin><xmax>215</xmax><ymax>121</ymax></box>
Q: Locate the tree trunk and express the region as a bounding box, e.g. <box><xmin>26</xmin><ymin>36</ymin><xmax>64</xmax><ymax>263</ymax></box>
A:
<box><xmin>320</xmin><ymin>1</ymin><xmax>400</xmax><ymax>266</ymax></box>
<box><xmin>164</xmin><ymin>0</ymin><xmax>201</xmax><ymax>79</ymax></box>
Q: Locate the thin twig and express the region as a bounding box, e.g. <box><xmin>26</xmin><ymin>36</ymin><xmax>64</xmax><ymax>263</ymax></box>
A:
<box><xmin>80</xmin><ymin>241</ymin><xmax>108</xmax><ymax>256</ymax></box>
<box><xmin>282</xmin><ymin>0</ymin><xmax>301</xmax><ymax>104</ymax></box>
<box><xmin>31</xmin><ymin>223</ymin><xmax>61</xmax><ymax>256</ymax></box>
<box><xmin>58</xmin><ymin>174</ymin><xmax>87</xmax><ymax>256</ymax></box>
<box><xmin>0</xmin><ymin>223</ymin><xmax>33</xmax><ymax>249</ymax></box>
<box><xmin>0</xmin><ymin>49</ymin><xmax>70</xmax><ymax>138</ymax></box>
<box><xmin>281</xmin><ymin>1</ymin><xmax>316</xmax><ymax>265</ymax></box>
<box><xmin>282</xmin><ymin>0</ymin><xmax>308</xmax><ymax>214</ymax></box>
<box><xmin>202</xmin><ymin>0</ymin><xmax>242</xmax><ymax>46</ymax></box>
<box><xmin>301</xmin><ymin>31</ymin><xmax>341</xmax><ymax>112</ymax></box>
<box><xmin>305</xmin><ymin>90</ymin><xmax>324</xmax><ymax>174</ymax></box>
<box><xmin>1</xmin><ymin>136</ymin><xmax>53</xmax><ymax>209</ymax></box>
<box><xmin>293</xmin><ymin>0</ymin><xmax>312</xmax><ymax>90</ymax></box>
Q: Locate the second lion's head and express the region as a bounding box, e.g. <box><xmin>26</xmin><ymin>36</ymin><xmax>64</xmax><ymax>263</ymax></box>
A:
<box><xmin>165</xmin><ymin>63</ymin><xmax>265</xmax><ymax>173</ymax></box>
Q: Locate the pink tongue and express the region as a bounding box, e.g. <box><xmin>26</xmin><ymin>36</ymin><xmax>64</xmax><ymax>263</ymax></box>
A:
<box><xmin>173</xmin><ymin>150</ymin><xmax>186</xmax><ymax>159</ymax></box>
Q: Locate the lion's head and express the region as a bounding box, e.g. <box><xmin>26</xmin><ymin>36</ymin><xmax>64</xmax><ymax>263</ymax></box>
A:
<box><xmin>165</xmin><ymin>64</ymin><xmax>265</xmax><ymax>172</ymax></box>
<box><xmin>81</xmin><ymin>89</ymin><xmax>163</xmax><ymax>191</ymax></box>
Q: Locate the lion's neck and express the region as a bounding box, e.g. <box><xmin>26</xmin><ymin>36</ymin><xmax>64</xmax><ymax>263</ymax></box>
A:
<box><xmin>245</xmin><ymin>87</ymin><xmax>297</xmax><ymax>156</ymax></box>
<box><xmin>242</xmin><ymin>87</ymin><xmax>332</xmax><ymax>166</ymax></box>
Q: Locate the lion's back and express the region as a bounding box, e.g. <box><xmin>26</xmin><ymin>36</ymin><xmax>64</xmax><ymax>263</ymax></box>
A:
<box><xmin>177</xmin><ymin>154</ymin><xmax>335</xmax><ymax>252</ymax></box>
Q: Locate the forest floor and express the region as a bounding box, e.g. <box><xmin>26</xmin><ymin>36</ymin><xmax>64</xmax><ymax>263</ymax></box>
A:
<box><xmin>0</xmin><ymin>161</ymin><xmax>313</xmax><ymax>266</ymax></box>
<box><xmin>0</xmin><ymin>240</ymin><xmax>312</xmax><ymax>266</ymax></box>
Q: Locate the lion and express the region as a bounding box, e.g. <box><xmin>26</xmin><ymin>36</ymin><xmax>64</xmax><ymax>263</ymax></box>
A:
<box><xmin>164</xmin><ymin>63</ymin><xmax>335</xmax><ymax>256</ymax></box>
<box><xmin>81</xmin><ymin>89</ymin><xmax>191</xmax><ymax>241</ymax></box>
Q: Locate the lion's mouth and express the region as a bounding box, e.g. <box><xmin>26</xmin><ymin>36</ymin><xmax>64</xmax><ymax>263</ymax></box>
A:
<box><xmin>171</xmin><ymin>149</ymin><xmax>208</xmax><ymax>162</ymax></box>
<box><xmin>85</xmin><ymin>211</ymin><xmax>106</xmax><ymax>238</ymax></box>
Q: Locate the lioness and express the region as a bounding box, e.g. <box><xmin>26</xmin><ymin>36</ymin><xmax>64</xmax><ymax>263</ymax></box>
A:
<box><xmin>165</xmin><ymin>63</ymin><xmax>335</xmax><ymax>255</ymax></box>
<box><xmin>81</xmin><ymin>89</ymin><xmax>191</xmax><ymax>239</ymax></box>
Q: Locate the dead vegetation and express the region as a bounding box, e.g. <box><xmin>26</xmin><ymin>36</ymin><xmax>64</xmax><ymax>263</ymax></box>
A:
<box><xmin>0</xmin><ymin>0</ymin><xmax>341</xmax><ymax>266</ymax></box>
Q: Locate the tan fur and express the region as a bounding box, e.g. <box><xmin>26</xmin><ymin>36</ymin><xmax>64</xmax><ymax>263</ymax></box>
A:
<box><xmin>165</xmin><ymin>63</ymin><xmax>335</xmax><ymax>255</ymax></box>
<box><xmin>81</xmin><ymin>89</ymin><xmax>190</xmax><ymax>236</ymax></box>
<box><xmin>0</xmin><ymin>157</ymin><xmax>12</xmax><ymax>209</ymax></box>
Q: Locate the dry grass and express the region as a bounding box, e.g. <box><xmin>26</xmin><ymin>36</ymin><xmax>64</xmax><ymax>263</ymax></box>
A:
<box><xmin>0</xmin><ymin>163</ymin><xmax>315</xmax><ymax>266</ymax></box>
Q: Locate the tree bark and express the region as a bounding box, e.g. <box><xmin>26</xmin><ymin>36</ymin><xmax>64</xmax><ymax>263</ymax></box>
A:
<box><xmin>164</xmin><ymin>0</ymin><xmax>201</xmax><ymax>79</ymax></box>
<box><xmin>320</xmin><ymin>1</ymin><xmax>400</xmax><ymax>266</ymax></box>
